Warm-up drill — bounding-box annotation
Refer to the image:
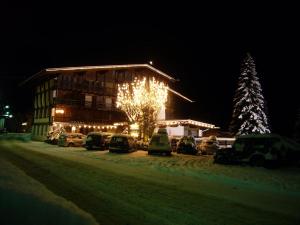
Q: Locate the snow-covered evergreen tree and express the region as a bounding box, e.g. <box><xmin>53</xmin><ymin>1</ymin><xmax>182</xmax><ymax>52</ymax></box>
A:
<box><xmin>229</xmin><ymin>53</ymin><xmax>270</xmax><ymax>135</ymax></box>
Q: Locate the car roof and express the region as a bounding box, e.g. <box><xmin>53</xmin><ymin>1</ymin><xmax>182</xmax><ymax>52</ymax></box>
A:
<box><xmin>87</xmin><ymin>132</ymin><xmax>112</xmax><ymax>136</ymax></box>
<box><xmin>236</xmin><ymin>134</ymin><xmax>282</xmax><ymax>139</ymax></box>
<box><xmin>61</xmin><ymin>133</ymin><xmax>84</xmax><ymax>136</ymax></box>
<box><xmin>111</xmin><ymin>134</ymin><xmax>132</xmax><ymax>138</ymax></box>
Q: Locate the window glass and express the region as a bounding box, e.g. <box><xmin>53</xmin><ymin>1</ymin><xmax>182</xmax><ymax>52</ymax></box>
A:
<box><xmin>85</xmin><ymin>95</ymin><xmax>93</xmax><ymax>108</ymax></box>
<box><xmin>105</xmin><ymin>97</ymin><xmax>112</xmax><ymax>108</ymax></box>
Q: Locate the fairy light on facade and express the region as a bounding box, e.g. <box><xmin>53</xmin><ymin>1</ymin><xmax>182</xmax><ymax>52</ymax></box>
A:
<box><xmin>71</xmin><ymin>126</ymin><xmax>76</xmax><ymax>132</ymax></box>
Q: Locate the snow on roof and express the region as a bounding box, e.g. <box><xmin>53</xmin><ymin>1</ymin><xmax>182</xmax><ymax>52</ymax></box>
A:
<box><xmin>45</xmin><ymin>64</ymin><xmax>176</xmax><ymax>80</ymax></box>
<box><xmin>20</xmin><ymin>64</ymin><xmax>176</xmax><ymax>88</ymax></box>
<box><xmin>157</xmin><ymin>119</ymin><xmax>217</xmax><ymax>129</ymax></box>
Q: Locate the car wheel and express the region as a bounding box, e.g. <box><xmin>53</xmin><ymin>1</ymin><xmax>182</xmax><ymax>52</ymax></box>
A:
<box><xmin>250</xmin><ymin>155</ymin><xmax>265</xmax><ymax>167</ymax></box>
<box><xmin>68</xmin><ymin>143</ymin><xmax>75</xmax><ymax>147</ymax></box>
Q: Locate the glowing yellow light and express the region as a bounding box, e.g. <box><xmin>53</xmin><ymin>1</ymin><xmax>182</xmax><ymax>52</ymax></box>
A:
<box><xmin>130</xmin><ymin>123</ymin><xmax>139</xmax><ymax>130</ymax></box>
<box><xmin>116</xmin><ymin>76</ymin><xmax>168</xmax><ymax>123</ymax></box>
<box><xmin>55</xmin><ymin>109</ymin><xmax>64</xmax><ymax>114</ymax></box>
<box><xmin>88</xmin><ymin>126</ymin><xmax>91</xmax><ymax>128</ymax></box>
<box><xmin>71</xmin><ymin>126</ymin><xmax>76</xmax><ymax>132</ymax></box>
<box><xmin>131</xmin><ymin>132</ymin><xmax>139</xmax><ymax>138</ymax></box>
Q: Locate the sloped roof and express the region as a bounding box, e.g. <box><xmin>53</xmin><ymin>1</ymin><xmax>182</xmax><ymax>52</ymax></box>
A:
<box><xmin>20</xmin><ymin>64</ymin><xmax>176</xmax><ymax>86</ymax></box>
<box><xmin>20</xmin><ymin>64</ymin><xmax>194</xmax><ymax>102</ymax></box>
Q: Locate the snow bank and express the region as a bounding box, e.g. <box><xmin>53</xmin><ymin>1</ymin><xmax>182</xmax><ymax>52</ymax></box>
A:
<box><xmin>0</xmin><ymin>158</ymin><xmax>99</xmax><ymax>225</ymax></box>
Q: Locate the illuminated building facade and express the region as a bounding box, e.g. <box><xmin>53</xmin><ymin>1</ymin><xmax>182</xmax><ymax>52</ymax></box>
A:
<box><xmin>22</xmin><ymin>64</ymin><xmax>180</xmax><ymax>140</ymax></box>
<box><xmin>22</xmin><ymin>64</ymin><xmax>217</xmax><ymax>141</ymax></box>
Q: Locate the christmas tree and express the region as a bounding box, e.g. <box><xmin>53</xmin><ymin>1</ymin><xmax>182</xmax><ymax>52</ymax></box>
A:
<box><xmin>230</xmin><ymin>53</ymin><xmax>271</xmax><ymax>135</ymax></box>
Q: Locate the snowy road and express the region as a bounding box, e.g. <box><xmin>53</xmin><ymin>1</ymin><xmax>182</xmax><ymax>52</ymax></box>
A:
<box><xmin>1</xmin><ymin>140</ymin><xmax>300</xmax><ymax>225</ymax></box>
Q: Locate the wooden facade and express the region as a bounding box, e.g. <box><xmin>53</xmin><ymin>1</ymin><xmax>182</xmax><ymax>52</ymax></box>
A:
<box><xmin>24</xmin><ymin>65</ymin><xmax>176</xmax><ymax>140</ymax></box>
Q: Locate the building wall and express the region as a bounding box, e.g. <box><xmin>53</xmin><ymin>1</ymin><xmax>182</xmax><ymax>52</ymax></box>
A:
<box><xmin>32</xmin><ymin>79</ymin><xmax>55</xmax><ymax>140</ymax></box>
<box><xmin>31</xmin><ymin>67</ymin><xmax>172</xmax><ymax>140</ymax></box>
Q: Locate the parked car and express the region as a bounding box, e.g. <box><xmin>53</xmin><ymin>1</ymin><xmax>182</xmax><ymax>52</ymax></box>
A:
<box><xmin>85</xmin><ymin>132</ymin><xmax>111</xmax><ymax>150</ymax></box>
<box><xmin>214</xmin><ymin>134</ymin><xmax>300</xmax><ymax>167</ymax></box>
<box><xmin>148</xmin><ymin>132</ymin><xmax>172</xmax><ymax>156</ymax></box>
<box><xmin>109</xmin><ymin>134</ymin><xmax>136</xmax><ymax>153</ymax></box>
<box><xmin>58</xmin><ymin>133</ymin><xmax>86</xmax><ymax>147</ymax></box>
<box><xmin>170</xmin><ymin>137</ymin><xmax>180</xmax><ymax>152</ymax></box>
<box><xmin>136</xmin><ymin>140</ymin><xmax>149</xmax><ymax>150</ymax></box>
<box><xmin>198</xmin><ymin>136</ymin><xmax>220</xmax><ymax>155</ymax></box>
<box><xmin>0</xmin><ymin>128</ymin><xmax>7</xmax><ymax>134</ymax></box>
<box><xmin>176</xmin><ymin>136</ymin><xmax>198</xmax><ymax>155</ymax></box>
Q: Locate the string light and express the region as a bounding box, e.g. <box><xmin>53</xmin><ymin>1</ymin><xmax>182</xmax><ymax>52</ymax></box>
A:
<box><xmin>116</xmin><ymin>76</ymin><xmax>168</xmax><ymax>123</ymax></box>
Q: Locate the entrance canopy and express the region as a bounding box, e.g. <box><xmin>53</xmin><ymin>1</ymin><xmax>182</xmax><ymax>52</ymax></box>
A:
<box><xmin>157</xmin><ymin>119</ymin><xmax>217</xmax><ymax>129</ymax></box>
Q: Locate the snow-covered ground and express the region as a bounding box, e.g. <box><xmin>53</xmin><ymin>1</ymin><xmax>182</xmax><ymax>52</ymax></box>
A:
<box><xmin>1</xmin><ymin>140</ymin><xmax>300</xmax><ymax>225</ymax></box>
<box><xmin>0</xmin><ymin>156</ymin><xmax>99</xmax><ymax>225</ymax></box>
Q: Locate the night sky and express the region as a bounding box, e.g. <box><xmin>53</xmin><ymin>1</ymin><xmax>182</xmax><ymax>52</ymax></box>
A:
<box><xmin>0</xmin><ymin>3</ymin><xmax>299</xmax><ymax>136</ymax></box>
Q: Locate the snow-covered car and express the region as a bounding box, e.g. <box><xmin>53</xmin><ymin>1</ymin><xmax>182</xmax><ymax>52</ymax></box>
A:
<box><xmin>176</xmin><ymin>136</ymin><xmax>198</xmax><ymax>155</ymax></box>
<box><xmin>170</xmin><ymin>137</ymin><xmax>180</xmax><ymax>152</ymax></box>
<box><xmin>213</xmin><ymin>134</ymin><xmax>300</xmax><ymax>167</ymax></box>
<box><xmin>58</xmin><ymin>133</ymin><xmax>86</xmax><ymax>147</ymax></box>
<box><xmin>148</xmin><ymin>133</ymin><xmax>172</xmax><ymax>156</ymax></box>
<box><xmin>109</xmin><ymin>134</ymin><xmax>136</xmax><ymax>153</ymax></box>
<box><xmin>198</xmin><ymin>136</ymin><xmax>220</xmax><ymax>155</ymax></box>
<box><xmin>0</xmin><ymin>128</ymin><xmax>7</xmax><ymax>134</ymax></box>
<box><xmin>136</xmin><ymin>140</ymin><xmax>149</xmax><ymax>150</ymax></box>
<box><xmin>85</xmin><ymin>132</ymin><xmax>111</xmax><ymax>150</ymax></box>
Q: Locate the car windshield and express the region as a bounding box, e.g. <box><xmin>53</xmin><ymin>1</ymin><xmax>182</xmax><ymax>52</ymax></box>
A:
<box><xmin>111</xmin><ymin>136</ymin><xmax>127</xmax><ymax>143</ymax></box>
<box><xmin>150</xmin><ymin>136</ymin><xmax>160</xmax><ymax>144</ymax></box>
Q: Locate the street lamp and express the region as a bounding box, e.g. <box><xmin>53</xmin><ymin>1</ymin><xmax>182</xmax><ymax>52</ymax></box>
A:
<box><xmin>0</xmin><ymin>104</ymin><xmax>13</xmax><ymax>132</ymax></box>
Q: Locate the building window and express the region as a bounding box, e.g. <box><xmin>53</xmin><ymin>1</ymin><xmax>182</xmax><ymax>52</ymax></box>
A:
<box><xmin>96</xmin><ymin>71</ymin><xmax>105</xmax><ymax>87</ymax></box>
<box><xmin>85</xmin><ymin>95</ymin><xmax>93</xmax><ymax>108</ymax></box>
<box><xmin>106</xmin><ymin>82</ymin><xmax>114</xmax><ymax>88</ymax></box>
<box><xmin>105</xmin><ymin>97</ymin><xmax>112</xmax><ymax>109</ymax></box>
<box><xmin>39</xmin><ymin>108</ymin><xmax>43</xmax><ymax>118</ymax></box>
<box><xmin>36</xmin><ymin>125</ymin><xmax>40</xmax><ymax>136</ymax></box>
<box><xmin>96</xmin><ymin>96</ymin><xmax>104</xmax><ymax>109</ymax></box>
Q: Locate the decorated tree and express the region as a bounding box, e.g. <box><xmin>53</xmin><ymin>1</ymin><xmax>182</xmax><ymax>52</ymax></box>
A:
<box><xmin>116</xmin><ymin>77</ymin><xmax>168</xmax><ymax>140</ymax></box>
<box><xmin>229</xmin><ymin>53</ymin><xmax>271</xmax><ymax>135</ymax></box>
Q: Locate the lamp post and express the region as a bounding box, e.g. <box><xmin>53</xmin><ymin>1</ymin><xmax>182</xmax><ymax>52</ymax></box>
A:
<box><xmin>0</xmin><ymin>105</ymin><xmax>13</xmax><ymax>132</ymax></box>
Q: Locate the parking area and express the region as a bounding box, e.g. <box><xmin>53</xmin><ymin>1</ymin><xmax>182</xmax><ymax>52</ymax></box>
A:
<box><xmin>1</xmin><ymin>140</ymin><xmax>300</xmax><ymax>225</ymax></box>
<box><xmin>8</xmin><ymin>140</ymin><xmax>300</xmax><ymax>192</ymax></box>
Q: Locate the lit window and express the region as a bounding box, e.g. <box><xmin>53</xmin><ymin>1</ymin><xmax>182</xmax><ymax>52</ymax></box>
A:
<box><xmin>105</xmin><ymin>97</ymin><xmax>112</xmax><ymax>108</ymax></box>
<box><xmin>55</xmin><ymin>109</ymin><xmax>64</xmax><ymax>114</ymax></box>
<box><xmin>85</xmin><ymin>95</ymin><xmax>93</xmax><ymax>108</ymax></box>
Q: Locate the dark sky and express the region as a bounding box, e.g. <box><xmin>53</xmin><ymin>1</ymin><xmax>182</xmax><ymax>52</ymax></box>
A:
<box><xmin>0</xmin><ymin>3</ymin><xmax>299</xmax><ymax>136</ymax></box>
